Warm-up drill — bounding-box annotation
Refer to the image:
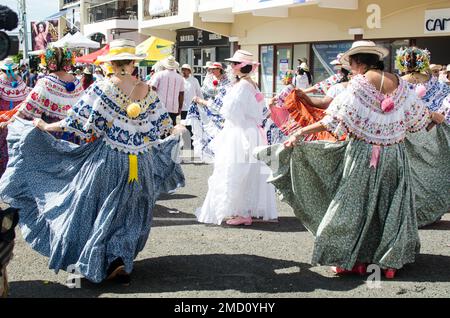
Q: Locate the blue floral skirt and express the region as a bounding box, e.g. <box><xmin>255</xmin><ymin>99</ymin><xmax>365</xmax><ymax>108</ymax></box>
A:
<box><xmin>0</xmin><ymin>119</ymin><xmax>184</xmax><ymax>282</ymax></box>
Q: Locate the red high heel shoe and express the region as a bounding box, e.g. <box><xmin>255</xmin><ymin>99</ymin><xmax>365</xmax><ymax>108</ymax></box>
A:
<box><xmin>331</xmin><ymin>263</ymin><xmax>367</xmax><ymax>275</ymax></box>
<box><xmin>384</xmin><ymin>268</ymin><xmax>396</xmax><ymax>279</ymax></box>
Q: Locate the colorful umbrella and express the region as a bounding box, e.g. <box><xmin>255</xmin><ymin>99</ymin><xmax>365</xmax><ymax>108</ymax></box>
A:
<box><xmin>136</xmin><ymin>37</ymin><xmax>174</xmax><ymax>63</ymax></box>
<box><xmin>75</xmin><ymin>44</ymin><xmax>110</xmax><ymax>64</ymax></box>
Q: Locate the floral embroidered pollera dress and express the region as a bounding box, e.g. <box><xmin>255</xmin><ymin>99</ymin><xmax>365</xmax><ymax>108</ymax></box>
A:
<box><xmin>404</xmin><ymin>76</ymin><xmax>450</xmax><ymax>227</ymax></box>
<box><xmin>0</xmin><ymin>80</ymin><xmax>182</xmax><ymax>283</ymax></box>
<box><xmin>0</xmin><ymin>76</ymin><xmax>30</xmax><ymax>177</ymax></box>
<box><xmin>18</xmin><ymin>74</ymin><xmax>84</xmax><ymax>143</ymax></box>
<box><xmin>256</xmin><ymin>74</ymin><xmax>449</xmax><ymax>271</ymax></box>
<box><xmin>186</xmin><ymin>75</ymin><xmax>231</xmax><ymax>162</ymax></box>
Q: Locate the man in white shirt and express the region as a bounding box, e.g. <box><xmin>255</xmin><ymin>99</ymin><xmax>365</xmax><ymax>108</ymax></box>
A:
<box><xmin>150</xmin><ymin>56</ymin><xmax>185</xmax><ymax>125</ymax></box>
<box><xmin>181</xmin><ymin>64</ymin><xmax>201</xmax><ymax>136</ymax></box>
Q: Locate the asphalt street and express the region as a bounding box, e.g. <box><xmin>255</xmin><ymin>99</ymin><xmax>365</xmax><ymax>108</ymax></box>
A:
<box><xmin>6</xmin><ymin>163</ymin><xmax>450</xmax><ymax>298</ymax></box>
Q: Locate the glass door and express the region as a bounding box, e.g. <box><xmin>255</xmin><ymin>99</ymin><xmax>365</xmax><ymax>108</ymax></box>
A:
<box><xmin>275</xmin><ymin>45</ymin><xmax>293</xmax><ymax>93</ymax></box>
<box><xmin>192</xmin><ymin>48</ymin><xmax>203</xmax><ymax>85</ymax></box>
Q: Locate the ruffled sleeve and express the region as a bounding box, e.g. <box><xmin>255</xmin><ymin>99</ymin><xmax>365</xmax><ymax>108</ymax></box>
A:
<box><xmin>62</xmin><ymin>82</ymin><xmax>173</xmax><ymax>153</ymax></box>
<box><xmin>404</xmin><ymin>96</ymin><xmax>432</xmax><ymax>133</ymax></box>
<box><xmin>319</xmin><ymin>91</ymin><xmax>349</xmax><ymax>140</ymax></box>
<box><xmin>19</xmin><ymin>78</ymin><xmax>47</xmax><ymax>118</ymax></box>
<box><xmin>61</xmin><ymin>84</ymin><xmax>104</xmax><ymax>139</ymax></box>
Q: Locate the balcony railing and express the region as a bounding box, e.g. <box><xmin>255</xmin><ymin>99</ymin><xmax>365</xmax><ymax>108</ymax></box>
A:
<box><xmin>87</xmin><ymin>0</ymin><xmax>138</xmax><ymax>24</ymax></box>
<box><xmin>143</xmin><ymin>0</ymin><xmax>178</xmax><ymax>20</ymax></box>
<box><xmin>63</xmin><ymin>0</ymin><xmax>80</xmax><ymax>5</ymax></box>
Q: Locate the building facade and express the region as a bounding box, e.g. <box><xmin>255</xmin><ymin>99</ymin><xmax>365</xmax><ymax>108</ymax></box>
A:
<box><xmin>138</xmin><ymin>0</ymin><xmax>450</xmax><ymax>95</ymax></box>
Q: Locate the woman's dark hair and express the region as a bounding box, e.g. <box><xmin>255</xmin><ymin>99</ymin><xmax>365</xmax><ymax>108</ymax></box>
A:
<box><xmin>82</xmin><ymin>73</ymin><xmax>94</xmax><ymax>90</ymax></box>
<box><xmin>349</xmin><ymin>53</ymin><xmax>385</xmax><ymax>71</ymax></box>
<box><xmin>338</xmin><ymin>68</ymin><xmax>350</xmax><ymax>83</ymax></box>
<box><xmin>111</xmin><ymin>60</ymin><xmax>133</xmax><ymax>67</ymax></box>
<box><xmin>50</xmin><ymin>47</ymin><xmax>70</xmax><ymax>72</ymax></box>
<box><xmin>297</xmin><ymin>67</ymin><xmax>313</xmax><ymax>85</ymax></box>
<box><xmin>239</xmin><ymin>64</ymin><xmax>253</xmax><ymax>74</ymax></box>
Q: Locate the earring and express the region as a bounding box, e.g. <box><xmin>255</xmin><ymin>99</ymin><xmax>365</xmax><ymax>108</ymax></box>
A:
<box><xmin>121</xmin><ymin>68</ymin><xmax>126</xmax><ymax>76</ymax></box>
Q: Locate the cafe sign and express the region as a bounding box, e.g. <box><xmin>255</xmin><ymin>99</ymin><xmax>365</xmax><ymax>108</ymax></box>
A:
<box><xmin>425</xmin><ymin>8</ymin><xmax>450</xmax><ymax>34</ymax></box>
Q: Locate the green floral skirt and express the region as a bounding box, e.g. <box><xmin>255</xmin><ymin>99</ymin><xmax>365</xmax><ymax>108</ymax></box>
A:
<box><xmin>256</xmin><ymin>124</ymin><xmax>449</xmax><ymax>270</ymax></box>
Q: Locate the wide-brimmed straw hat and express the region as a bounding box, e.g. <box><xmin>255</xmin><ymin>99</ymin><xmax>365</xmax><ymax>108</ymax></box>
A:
<box><xmin>97</xmin><ymin>39</ymin><xmax>146</xmax><ymax>63</ymax></box>
<box><xmin>181</xmin><ymin>64</ymin><xmax>192</xmax><ymax>71</ymax></box>
<box><xmin>207</xmin><ymin>62</ymin><xmax>223</xmax><ymax>70</ymax></box>
<box><xmin>0</xmin><ymin>58</ymin><xmax>18</xmax><ymax>71</ymax></box>
<box><xmin>161</xmin><ymin>56</ymin><xmax>178</xmax><ymax>70</ymax></box>
<box><xmin>298</xmin><ymin>62</ymin><xmax>309</xmax><ymax>72</ymax></box>
<box><xmin>225</xmin><ymin>50</ymin><xmax>258</xmax><ymax>65</ymax></box>
<box><xmin>429</xmin><ymin>64</ymin><xmax>441</xmax><ymax>71</ymax></box>
<box><xmin>340</xmin><ymin>41</ymin><xmax>389</xmax><ymax>65</ymax></box>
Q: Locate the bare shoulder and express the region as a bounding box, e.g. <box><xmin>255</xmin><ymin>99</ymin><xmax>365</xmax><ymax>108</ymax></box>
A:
<box><xmin>135</xmin><ymin>81</ymin><xmax>150</xmax><ymax>99</ymax></box>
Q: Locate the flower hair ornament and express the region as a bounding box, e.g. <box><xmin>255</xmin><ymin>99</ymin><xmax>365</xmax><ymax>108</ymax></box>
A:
<box><xmin>40</xmin><ymin>46</ymin><xmax>77</xmax><ymax>92</ymax></box>
<box><xmin>283</xmin><ymin>70</ymin><xmax>295</xmax><ymax>84</ymax></box>
<box><xmin>395</xmin><ymin>47</ymin><xmax>431</xmax><ymax>74</ymax></box>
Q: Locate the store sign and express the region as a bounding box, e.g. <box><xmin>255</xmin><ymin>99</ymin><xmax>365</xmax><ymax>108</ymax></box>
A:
<box><xmin>149</xmin><ymin>0</ymin><xmax>171</xmax><ymax>16</ymax></box>
<box><xmin>177</xmin><ymin>29</ymin><xmax>229</xmax><ymax>47</ymax></box>
<box><xmin>425</xmin><ymin>8</ymin><xmax>450</xmax><ymax>34</ymax></box>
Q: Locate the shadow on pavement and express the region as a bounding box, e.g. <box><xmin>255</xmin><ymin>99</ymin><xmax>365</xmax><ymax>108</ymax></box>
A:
<box><xmin>152</xmin><ymin>205</ymin><xmax>307</xmax><ymax>232</ymax></box>
<box><xmin>8</xmin><ymin>254</ymin><xmax>361</xmax><ymax>297</ymax></box>
<box><xmin>8</xmin><ymin>253</ymin><xmax>450</xmax><ymax>298</ymax></box>
<box><xmin>419</xmin><ymin>220</ymin><xmax>450</xmax><ymax>231</ymax></box>
<box><xmin>157</xmin><ymin>194</ymin><xmax>198</xmax><ymax>201</ymax></box>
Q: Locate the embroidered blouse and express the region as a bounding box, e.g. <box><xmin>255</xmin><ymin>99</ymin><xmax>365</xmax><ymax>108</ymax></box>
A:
<box><xmin>0</xmin><ymin>77</ymin><xmax>30</xmax><ymax>110</ymax></box>
<box><xmin>201</xmin><ymin>74</ymin><xmax>231</xmax><ymax>101</ymax></box>
<box><xmin>62</xmin><ymin>80</ymin><xmax>173</xmax><ymax>154</ymax></box>
<box><xmin>407</xmin><ymin>76</ymin><xmax>450</xmax><ymax>113</ymax></box>
<box><xmin>313</xmin><ymin>73</ymin><xmax>343</xmax><ymax>95</ymax></box>
<box><xmin>320</xmin><ymin>75</ymin><xmax>431</xmax><ymax>145</ymax></box>
<box><xmin>19</xmin><ymin>75</ymin><xmax>84</xmax><ymax>119</ymax></box>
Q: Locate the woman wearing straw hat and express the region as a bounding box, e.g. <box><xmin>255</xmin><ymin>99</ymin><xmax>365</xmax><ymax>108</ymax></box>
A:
<box><xmin>394</xmin><ymin>47</ymin><xmax>450</xmax><ymax>227</ymax></box>
<box><xmin>256</xmin><ymin>40</ymin><xmax>448</xmax><ymax>278</ymax></box>
<box><xmin>195</xmin><ymin>50</ymin><xmax>278</xmax><ymax>226</ymax></box>
<box><xmin>0</xmin><ymin>39</ymin><xmax>182</xmax><ymax>285</ymax></box>
<box><xmin>0</xmin><ymin>58</ymin><xmax>31</xmax><ymax>177</ymax></box>
<box><xmin>185</xmin><ymin>62</ymin><xmax>232</xmax><ymax>162</ymax></box>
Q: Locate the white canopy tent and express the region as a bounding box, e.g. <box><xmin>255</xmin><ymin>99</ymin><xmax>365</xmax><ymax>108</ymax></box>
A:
<box><xmin>52</xmin><ymin>32</ymin><xmax>100</xmax><ymax>49</ymax></box>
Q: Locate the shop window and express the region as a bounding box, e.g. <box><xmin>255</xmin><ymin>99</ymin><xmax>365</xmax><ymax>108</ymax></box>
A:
<box><xmin>275</xmin><ymin>45</ymin><xmax>293</xmax><ymax>93</ymax></box>
<box><xmin>312</xmin><ymin>42</ymin><xmax>352</xmax><ymax>85</ymax></box>
<box><xmin>260</xmin><ymin>45</ymin><xmax>274</xmax><ymax>97</ymax></box>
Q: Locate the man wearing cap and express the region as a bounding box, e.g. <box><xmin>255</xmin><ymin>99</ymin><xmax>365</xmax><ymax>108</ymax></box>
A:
<box><xmin>150</xmin><ymin>56</ymin><xmax>184</xmax><ymax>126</ymax></box>
<box><xmin>181</xmin><ymin>64</ymin><xmax>201</xmax><ymax>138</ymax></box>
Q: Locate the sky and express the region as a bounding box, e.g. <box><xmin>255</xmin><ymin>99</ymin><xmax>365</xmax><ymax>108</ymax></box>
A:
<box><xmin>3</xmin><ymin>0</ymin><xmax>60</xmax><ymax>31</ymax></box>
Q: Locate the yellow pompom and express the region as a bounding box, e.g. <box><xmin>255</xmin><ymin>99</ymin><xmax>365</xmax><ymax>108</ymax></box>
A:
<box><xmin>126</xmin><ymin>103</ymin><xmax>141</xmax><ymax>118</ymax></box>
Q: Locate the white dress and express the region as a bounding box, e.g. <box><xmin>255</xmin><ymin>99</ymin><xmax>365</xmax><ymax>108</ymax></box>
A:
<box><xmin>195</xmin><ymin>80</ymin><xmax>278</xmax><ymax>225</ymax></box>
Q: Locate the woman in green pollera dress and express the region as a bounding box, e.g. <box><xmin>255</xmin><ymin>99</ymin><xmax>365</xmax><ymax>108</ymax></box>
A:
<box><xmin>256</xmin><ymin>41</ymin><xmax>449</xmax><ymax>279</ymax></box>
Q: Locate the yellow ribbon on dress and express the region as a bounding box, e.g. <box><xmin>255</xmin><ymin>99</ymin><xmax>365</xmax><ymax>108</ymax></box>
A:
<box><xmin>128</xmin><ymin>154</ymin><xmax>138</xmax><ymax>183</ymax></box>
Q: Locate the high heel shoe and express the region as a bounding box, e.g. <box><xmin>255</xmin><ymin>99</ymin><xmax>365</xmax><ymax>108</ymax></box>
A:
<box><xmin>226</xmin><ymin>216</ymin><xmax>252</xmax><ymax>226</ymax></box>
<box><xmin>331</xmin><ymin>263</ymin><xmax>367</xmax><ymax>275</ymax></box>
<box><xmin>384</xmin><ymin>268</ymin><xmax>397</xmax><ymax>279</ymax></box>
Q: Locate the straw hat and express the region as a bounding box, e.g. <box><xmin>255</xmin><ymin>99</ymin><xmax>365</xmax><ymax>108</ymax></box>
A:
<box><xmin>446</xmin><ymin>65</ymin><xmax>450</xmax><ymax>72</ymax></box>
<box><xmin>340</xmin><ymin>41</ymin><xmax>389</xmax><ymax>65</ymax></box>
<box><xmin>0</xmin><ymin>58</ymin><xmax>18</xmax><ymax>71</ymax></box>
<box><xmin>83</xmin><ymin>68</ymin><xmax>92</xmax><ymax>75</ymax></box>
<box><xmin>160</xmin><ymin>56</ymin><xmax>178</xmax><ymax>70</ymax></box>
<box><xmin>225</xmin><ymin>50</ymin><xmax>258</xmax><ymax>65</ymax></box>
<box><xmin>330</xmin><ymin>53</ymin><xmax>344</xmax><ymax>66</ymax></box>
<box><xmin>298</xmin><ymin>62</ymin><xmax>309</xmax><ymax>72</ymax></box>
<box><xmin>97</xmin><ymin>39</ymin><xmax>146</xmax><ymax>63</ymax></box>
<box><xmin>207</xmin><ymin>62</ymin><xmax>223</xmax><ymax>70</ymax></box>
<box><xmin>181</xmin><ymin>64</ymin><xmax>192</xmax><ymax>71</ymax></box>
<box><xmin>204</xmin><ymin>61</ymin><xmax>213</xmax><ymax>69</ymax></box>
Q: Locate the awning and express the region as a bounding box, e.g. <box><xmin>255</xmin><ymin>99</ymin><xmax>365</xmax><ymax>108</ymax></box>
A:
<box><xmin>75</xmin><ymin>45</ymin><xmax>110</xmax><ymax>64</ymax></box>
<box><xmin>136</xmin><ymin>36</ymin><xmax>174</xmax><ymax>62</ymax></box>
<box><xmin>45</xmin><ymin>9</ymin><xmax>67</xmax><ymax>21</ymax></box>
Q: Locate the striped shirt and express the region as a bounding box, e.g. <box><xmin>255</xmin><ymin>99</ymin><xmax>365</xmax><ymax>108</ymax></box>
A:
<box><xmin>150</xmin><ymin>69</ymin><xmax>185</xmax><ymax>113</ymax></box>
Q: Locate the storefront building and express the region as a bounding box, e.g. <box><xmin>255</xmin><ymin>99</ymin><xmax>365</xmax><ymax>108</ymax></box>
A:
<box><xmin>139</xmin><ymin>0</ymin><xmax>450</xmax><ymax>95</ymax></box>
<box><xmin>177</xmin><ymin>28</ymin><xmax>231</xmax><ymax>84</ymax></box>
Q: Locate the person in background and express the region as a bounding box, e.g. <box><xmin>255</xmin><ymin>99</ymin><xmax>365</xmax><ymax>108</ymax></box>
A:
<box><xmin>28</xmin><ymin>69</ymin><xmax>37</xmax><ymax>88</ymax></box>
<box><xmin>94</xmin><ymin>67</ymin><xmax>104</xmax><ymax>81</ymax></box>
<box><xmin>81</xmin><ymin>68</ymin><xmax>94</xmax><ymax>90</ymax></box>
<box><xmin>430</xmin><ymin>64</ymin><xmax>442</xmax><ymax>79</ymax></box>
<box><xmin>150</xmin><ymin>56</ymin><xmax>184</xmax><ymax>126</ymax></box>
<box><xmin>0</xmin><ymin>202</ymin><xmax>19</xmax><ymax>297</ymax></box>
<box><xmin>74</xmin><ymin>69</ymin><xmax>83</xmax><ymax>81</ymax></box>
<box><xmin>293</xmin><ymin>63</ymin><xmax>312</xmax><ymax>90</ymax></box>
<box><xmin>181</xmin><ymin>64</ymin><xmax>201</xmax><ymax>138</ymax></box>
